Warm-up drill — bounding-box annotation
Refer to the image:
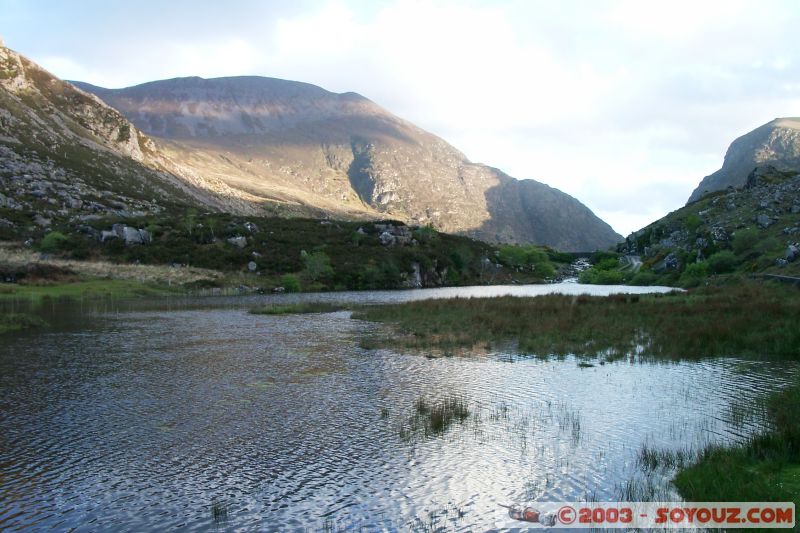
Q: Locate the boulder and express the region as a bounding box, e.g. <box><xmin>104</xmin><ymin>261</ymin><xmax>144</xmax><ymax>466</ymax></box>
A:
<box><xmin>33</xmin><ymin>214</ymin><xmax>51</xmax><ymax>227</ymax></box>
<box><xmin>122</xmin><ymin>226</ymin><xmax>143</xmax><ymax>245</ymax></box>
<box><xmin>379</xmin><ymin>231</ymin><xmax>396</xmax><ymax>246</ymax></box>
<box><xmin>786</xmin><ymin>245</ymin><xmax>799</xmax><ymax>262</ymax></box>
<box><xmin>247</xmin><ymin>261</ymin><xmax>258</xmax><ymax>272</ymax></box>
<box><xmin>756</xmin><ymin>214</ymin><xmax>773</xmax><ymax>229</ymax></box>
<box><xmin>227</xmin><ymin>236</ymin><xmax>247</xmax><ymax>248</ymax></box>
<box><xmin>711</xmin><ymin>226</ymin><xmax>728</xmax><ymax>242</ymax></box>
<box><xmin>653</xmin><ymin>252</ymin><xmax>680</xmax><ymax>273</ymax></box>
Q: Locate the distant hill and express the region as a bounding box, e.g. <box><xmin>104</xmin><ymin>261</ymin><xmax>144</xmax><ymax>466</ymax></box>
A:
<box><xmin>72</xmin><ymin>76</ymin><xmax>621</xmax><ymax>250</ymax></box>
<box><xmin>688</xmin><ymin>118</ymin><xmax>800</xmax><ymax>203</ymax></box>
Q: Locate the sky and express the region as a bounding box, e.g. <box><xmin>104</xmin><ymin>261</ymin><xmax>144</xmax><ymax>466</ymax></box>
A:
<box><xmin>2</xmin><ymin>0</ymin><xmax>800</xmax><ymax>235</ymax></box>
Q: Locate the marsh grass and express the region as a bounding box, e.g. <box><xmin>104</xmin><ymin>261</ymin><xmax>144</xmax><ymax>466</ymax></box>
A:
<box><xmin>0</xmin><ymin>312</ymin><xmax>48</xmax><ymax>334</ymax></box>
<box><xmin>637</xmin><ymin>445</ymin><xmax>695</xmax><ymax>472</ymax></box>
<box><xmin>210</xmin><ymin>499</ymin><xmax>229</xmax><ymax>524</ymax></box>
<box><xmin>400</xmin><ymin>395</ymin><xmax>471</xmax><ymax>439</ymax></box>
<box><xmin>250</xmin><ymin>302</ymin><xmax>348</xmax><ymax>315</ymax></box>
<box><xmin>674</xmin><ymin>379</ymin><xmax>800</xmax><ymax>504</ymax></box>
<box><xmin>353</xmin><ymin>283</ymin><xmax>800</xmax><ymax>360</ymax></box>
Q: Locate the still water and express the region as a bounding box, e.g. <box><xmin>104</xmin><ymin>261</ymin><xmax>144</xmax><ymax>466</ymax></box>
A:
<box><xmin>0</xmin><ymin>284</ymin><xmax>794</xmax><ymax>531</ymax></box>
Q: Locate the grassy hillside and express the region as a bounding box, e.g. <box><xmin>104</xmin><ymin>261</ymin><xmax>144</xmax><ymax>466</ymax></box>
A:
<box><xmin>577</xmin><ymin>166</ymin><xmax>800</xmax><ymax>287</ymax></box>
<box><xmin>0</xmin><ymin>210</ymin><xmax>569</xmax><ymax>293</ymax></box>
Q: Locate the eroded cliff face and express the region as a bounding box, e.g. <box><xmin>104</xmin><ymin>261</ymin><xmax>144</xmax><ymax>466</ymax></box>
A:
<box><xmin>689</xmin><ymin>118</ymin><xmax>800</xmax><ymax>203</ymax></box>
<box><xmin>75</xmin><ymin>76</ymin><xmax>621</xmax><ymax>250</ymax></box>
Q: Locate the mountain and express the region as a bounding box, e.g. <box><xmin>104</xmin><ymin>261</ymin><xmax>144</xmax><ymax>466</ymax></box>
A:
<box><xmin>688</xmin><ymin>118</ymin><xmax>800</xmax><ymax>203</ymax></box>
<box><xmin>616</xmin><ymin>164</ymin><xmax>800</xmax><ymax>286</ymax></box>
<box><xmin>72</xmin><ymin>76</ymin><xmax>621</xmax><ymax>250</ymax></box>
<box><xmin>0</xmin><ymin>44</ymin><xmax>267</xmax><ymax>228</ymax></box>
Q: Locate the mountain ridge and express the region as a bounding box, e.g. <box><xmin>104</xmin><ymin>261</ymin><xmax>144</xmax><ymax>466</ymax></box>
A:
<box><xmin>73</xmin><ymin>74</ymin><xmax>621</xmax><ymax>251</ymax></box>
<box><xmin>0</xmin><ymin>43</ymin><xmax>620</xmax><ymax>251</ymax></box>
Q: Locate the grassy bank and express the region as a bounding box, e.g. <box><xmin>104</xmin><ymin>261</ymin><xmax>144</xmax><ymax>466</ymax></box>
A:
<box><xmin>352</xmin><ymin>282</ymin><xmax>800</xmax><ymax>359</ymax></box>
<box><xmin>250</xmin><ymin>302</ymin><xmax>349</xmax><ymax>315</ymax></box>
<box><xmin>0</xmin><ymin>279</ymin><xmax>184</xmax><ymax>303</ymax></box>
<box><xmin>674</xmin><ymin>379</ymin><xmax>800</xmax><ymax>506</ymax></box>
<box><xmin>0</xmin><ymin>312</ymin><xmax>47</xmax><ymax>334</ymax></box>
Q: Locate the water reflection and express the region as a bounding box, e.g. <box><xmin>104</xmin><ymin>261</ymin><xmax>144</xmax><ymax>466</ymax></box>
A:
<box><xmin>0</xmin><ymin>285</ymin><xmax>791</xmax><ymax>532</ymax></box>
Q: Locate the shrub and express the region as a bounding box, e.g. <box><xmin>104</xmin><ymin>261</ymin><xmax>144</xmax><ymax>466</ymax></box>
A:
<box><xmin>579</xmin><ymin>267</ymin><xmax>624</xmax><ymax>284</ymax></box>
<box><xmin>279</xmin><ymin>274</ymin><xmax>301</xmax><ymax>293</ymax></box>
<box><xmin>39</xmin><ymin>231</ymin><xmax>70</xmax><ymax>253</ymax></box>
<box><xmin>301</xmin><ymin>251</ymin><xmax>334</xmax><ymax>282</ymax></box>
<box><xmin>497</xmin><ymin>245</ymin><xmax>552</xmax><ymax>275</ymax></box>
<box><xmin>707</xmin><ymin>251</ymin><xmax>738</xmax><ymax>274</ymax></box>
<box><xmin>594</xmin><ymin>258</ymin><xmax>619</xmax><ymax>271</ymax></box>
<box><xmin>413</xmin><ymin>225</ymin><xmax>438</xmax><ymax>244</ymax></box>
<box><xmin>629</xmin><ymin>271</ymin><xmax>659</xmax><ymax>286</ymax></box>
<box><xmin>679</xmin><ymin>262</ymin><xmax>710</xmax><ymax>287</ymax></box>
<box><xmin>732</xmin><ymin>228</ymin><xmax>759</xmax><ymax>255</ymax></box>
<box><xmin>685</xmin><ymin>214</ymin><xmax>702</xmax><ymax>233</ymax></box>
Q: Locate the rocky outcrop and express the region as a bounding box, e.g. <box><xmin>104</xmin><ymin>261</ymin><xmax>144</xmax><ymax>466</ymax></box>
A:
<box><xmin>688</xmin><ymin>118</ymin><xmax>800</xmax><ymax>203</ymax></box>
<box><xmin>623</xmin><ymin>165</ymin><xmax>800</xmax><ymax>274</ymax></box>
<box><xmin>99</xmin><ymin>224</ymin><xmax>152</xmax><ymax>245</ymax></box>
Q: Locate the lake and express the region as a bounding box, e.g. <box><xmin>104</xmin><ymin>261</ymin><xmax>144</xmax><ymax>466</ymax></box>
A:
<box><xmin>0</xmin><ymin>284</ymin><xmax>793</xmax><ymax>531</ymax></box>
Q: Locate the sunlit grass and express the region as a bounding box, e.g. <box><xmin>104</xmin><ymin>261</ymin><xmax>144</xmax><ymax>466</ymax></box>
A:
<box><xmin>353</xmin><ymin>283</ymin><xmax>800</xmax><ymax>360</ymax></box>
<box><xmin>0</xmin><ymin>279</ymin><xmax>183</xmax><ymax>303</ymax></box>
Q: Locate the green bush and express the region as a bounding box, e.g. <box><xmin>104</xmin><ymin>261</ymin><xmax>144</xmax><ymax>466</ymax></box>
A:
<box><xmin>732</xmin><ymin>228</ymin><xmax>759</xmax><ymax>255</ymax></box>
<box><xmin>679</xmin><ymin>262</ymin><xmax>710</xmax><ymax>287</ymax></box>
<box><xmin>579</xmin><ymin>267</ymin><xmax>625</xmax><ymax>284</ymax></box>
<box><xmin>413</xmin><ymin>225</ymin><xmax>438</xmax><ymax>244</ymax></box>
<box><xmin>279</xmin><ymin>274</ymin><xmax>301</xmax><ymax>293</ymax></box>
<box><xmin>497</xmin><ymin>244</ymin><xmax>550</xmax><ymax>270</ymax></box>
<box><xmin>301</xmin><ymin>251</ymin><xmax>334</xmax><ymax>282</ymax></box>
<box><xmin>39</xmin><ymin>231</ymin><xmax>70</xmax><ymax>253</ymax></box>
<box><xmin>707</xmin><ymin>251</ymin><xmax>738</xmax><ymax>274</ymax></box>
<box><xmin>594</xmin><ymin>258</ymin><xmax>619</xmax><ymax>271</ymax></box>
<box><xmin>685</xmin><ymin>214</ymin><xmax>702</xmax><ymax>233</ymax></box>
<box><xmin>629</xmin><ymin>271</ymin><xmax>659</xmax><ymax>286</ymax></box>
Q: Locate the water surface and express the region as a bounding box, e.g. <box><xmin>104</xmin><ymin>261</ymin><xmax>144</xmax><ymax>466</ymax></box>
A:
<box><xmin>0</xmin><ymin>284</ymin><xmax>789</xmax><ymax>532</ymax></box>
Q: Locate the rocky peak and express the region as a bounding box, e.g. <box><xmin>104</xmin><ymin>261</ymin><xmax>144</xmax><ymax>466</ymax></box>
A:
<box><xmin>688</xmin><ymin>117</ymin><xmax>800</xmax><ymax>203</ymax></box>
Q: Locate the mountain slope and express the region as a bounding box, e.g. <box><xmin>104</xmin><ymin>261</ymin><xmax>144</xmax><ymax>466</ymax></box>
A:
<box><xmin>0</xmin><ymin>44</ymin><xmax>270</xmax><ymax>228</ymax></box>
<box><xmin>617</xmin><ymin>165</ymin><xmax>800</xmax><ymax>285</ymax></box>
<box><xmin>688</xmin><ymin>118</ymin><xmax>800</xmax><ymax>203</ymax></box>
<box><xmin>73</xmin><ymin>77</ymin><xmax>621</xmax><ymax>251</ymax></box>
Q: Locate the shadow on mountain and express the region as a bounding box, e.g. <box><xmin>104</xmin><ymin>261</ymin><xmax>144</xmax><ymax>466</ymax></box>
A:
<box><xmin>472</xmin><ymin>168</ymin><xmax>622</xmax><ymax>252</ymax></box>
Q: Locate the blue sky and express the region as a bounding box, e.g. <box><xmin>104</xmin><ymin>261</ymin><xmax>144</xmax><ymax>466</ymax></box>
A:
<box><xmin>3</xmin><ymin>0</ymin><xmax>800</xmax><ymax>234</ymax></box>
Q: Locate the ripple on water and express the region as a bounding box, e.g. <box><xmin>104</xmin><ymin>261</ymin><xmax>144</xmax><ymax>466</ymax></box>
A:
<box><xmin>0</xmin><ymin>299</ymin><xmax>794</xmax><ymax>532</ymax></box>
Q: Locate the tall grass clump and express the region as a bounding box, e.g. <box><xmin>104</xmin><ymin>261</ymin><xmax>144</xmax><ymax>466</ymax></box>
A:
<box><xmin>353</xmin><ymin>282</ymin><xmax>800</xmax><ymax>360</ymax></box>
<box><xmin>400</xmin><ymin>395</ymin><xmax>471</xmax><ymax>439</ymax></box>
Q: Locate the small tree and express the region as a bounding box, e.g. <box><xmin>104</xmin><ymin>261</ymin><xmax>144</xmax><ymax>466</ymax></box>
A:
<box><xmin>302</xmin><ymin>251</ymin><xmax>334</xmax><ymax>281</ymax></box>
<box><xmin>40</xmin><ymin>231</ymin><xmax>69</xmax><ymax>253</ymax></box>
<box><xmin>707</xmin><ymin>251</ymin><xmax>737</xmax><ymax>274</ymax></box>
<box><xmin>732</xmin><ymin>228</ymin><xmax>759</xmax><ymax>255</ymax></box>
<box><xmin>279</xmin><ymin>274</ymin><xmax>301</xmax><ymax>293</ymax></box>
